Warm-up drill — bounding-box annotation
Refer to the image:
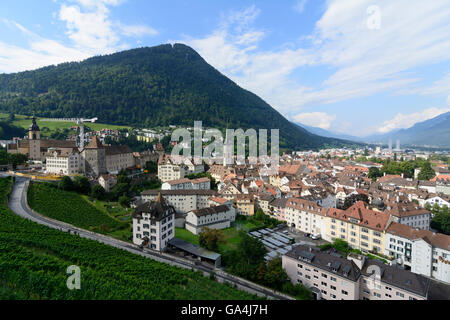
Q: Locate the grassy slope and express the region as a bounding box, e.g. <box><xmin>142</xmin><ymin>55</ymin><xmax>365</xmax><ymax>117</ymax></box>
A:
<box><xmin>0</xmin><ymin>113</ymin><xmax>131</xmax><ymax>133</ymax></box>
<box><xmin>27</xmin><ymin>182</ymin><xmax>127</xmax><ymax>234</ymax></box>
<box><xmin>0</xmin><ymin>177</ymin><xmax>255</xmax><ymax>300</ymax></box>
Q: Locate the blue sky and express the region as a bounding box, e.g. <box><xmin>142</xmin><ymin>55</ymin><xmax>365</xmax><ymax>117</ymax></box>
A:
<box><xmin>1</xmin><ymin>0</ymin><xmax>450</xmax><ymax>137</ymax></box>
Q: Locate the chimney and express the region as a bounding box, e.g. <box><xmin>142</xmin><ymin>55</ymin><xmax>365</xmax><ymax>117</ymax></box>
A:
<box><xmin>384</xmin><ymin>172</ymin><xmax>386</xmax><ymax>177</ymax></box>
<box><xmin>401</xmin><ymin>173</ymin><xmax>404</xmax><ymax>179</ymax></box>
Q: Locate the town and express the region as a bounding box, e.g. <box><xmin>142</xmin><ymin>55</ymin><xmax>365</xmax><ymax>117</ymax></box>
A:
<box><xmin>3</xmin><ymin>116</ymin><xmax>450</xmax><ymax>300</ymax></box>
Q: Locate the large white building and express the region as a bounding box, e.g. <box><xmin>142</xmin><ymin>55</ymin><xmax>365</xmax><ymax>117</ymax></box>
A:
<box><xmin>185</xmin><ymin>204</ymin><xmax>236</xmax><ymax>235</ymax></box>
<box><xmin>283</xmin><ymin>245</ymin><xmax>430</xmax><ymax>300</ymax></box>
<box><xmin>45</xmin><ymin>149</ymin><xmax>83</xmax><ymax>175</ymax></box>
<box><xmin>141</xmin><ymin>189</ymin><xmax>217</xmax><ymax>214</ymax></box>
<box><xmin>132</xmin><ymin>193</ymin><xmax>176</xmax><ymax>251</ymax></box>
<box><xmin>385</xmin><ymin>202</ymin><xmax>431</xmax><ymax>230</ymax></box>
<box><xmin>157</xmin><ymin>155</ymin><xmax>204</xmax><ymax>182</ymax></box>
<box><xmin>161</xmin><ymin>177</ymin><xmax>210</xmax><ymax>191</ymax></box>
<box><xmin>385</xmin><ymin>222</ymin><xmax>450</xmax><ymax>284</ymax></box>
<box><xmin>285</xmin><ymin>198</ymin><xmax>327</xmax><ymax>237</ymax></box>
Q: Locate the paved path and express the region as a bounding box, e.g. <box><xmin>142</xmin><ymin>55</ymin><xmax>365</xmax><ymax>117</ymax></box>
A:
<box><xmin>7</xmin><ymin>176</ymin><xmax>294</xmax><ymax>300</ymax></box>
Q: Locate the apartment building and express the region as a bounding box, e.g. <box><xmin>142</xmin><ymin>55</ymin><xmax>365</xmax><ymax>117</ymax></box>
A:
<box><xmin>385</xmin><ymin>222</ymin><xmax>450</xmax><ymax>284</ymax></box>
<box><xmin>285</xmin><ymin>198</ymin><xmax>327</xmax><ymax>236</ymax></box>
<box><xmin>325</xmin><ymin>201</ymin><xmax>390</xmax><ymax>253</ymax></box>
<box><xmin>157</xmin><ymin>156</ymin><xmax>204</xmax><ymax>182</ymax></box>
<box><xmin>283</xmin><ymin>245</ymin><xmax>430</xmax><ymax>300</ymax></box>
<box><xmin>157</xmin><ymin>159</ymin><xmax>186</xmax><ymax>182</ymax></box>
<box><xmin>161</xmin><ymin>177</ymin><xmax>210</xmax><ymax>191</ymax></box>
<box><xmin>132</xmin><ymin>193</ymin><xmax>176</xmax><ymax>251</ymax></box>
<box><xmin>235</xmin><ymin>194</ymin><xmax>255</xmax><ymax>216</ymax></box>
<box><xmin>268</xmin><ymin>197</ymin><xmax>288</xmax><ymax>221</ymax></box>
<box><xmin>185</xmin><ymin>204</ymin><xmax>236</xmax><ymax>235</ymax></box>
<box><xmin>359</xmin><ymin>258</ymin><xmax>430</xmax><ymax>300</ymax></box>
<box><xmin>283</xmin><ymin>245</ymin><xmax>361</xmax><ymax>300</ymax></box>
<box><xmin>45</xmin><ymin>149</ymin><xmax>82</xmax><ymax>175</ymax></box>
<box><xmin>141</xmin><ymin>189</ymin><xmax>217</xmax><ymax>213</ymax></box>
<box><xmin>385</xmin><ymin>202</ymin><xmax>431</xmax><ymax>230</ymax></box>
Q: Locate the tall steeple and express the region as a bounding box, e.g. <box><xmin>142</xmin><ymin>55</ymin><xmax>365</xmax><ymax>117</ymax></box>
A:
<box><xmin>28</xmin><ymin>116</ymin><xmax>40</xmax><ymax>140</ymax></box>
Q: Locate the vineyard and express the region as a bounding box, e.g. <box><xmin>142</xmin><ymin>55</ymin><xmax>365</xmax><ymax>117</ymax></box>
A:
<box><xmin>0</xmin><ymin>177</ymin><xmax>257</xmax><ymax>300</ymax></box>
<box><xmin>27</xmin><ymin>182</ymin><xmax>127</xmax><ymax>234</ymax></box>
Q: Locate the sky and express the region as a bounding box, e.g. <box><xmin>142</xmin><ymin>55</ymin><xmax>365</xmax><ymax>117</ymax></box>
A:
<box><xmin>1</xmin><ymin>0</ymin><xmax>450</xmax><ymax>137</ymax></box>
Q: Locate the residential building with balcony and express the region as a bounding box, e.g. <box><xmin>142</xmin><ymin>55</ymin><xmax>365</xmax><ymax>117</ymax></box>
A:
<box><xmin>325</xmin><ymin>201</ymin><xmax>390</xmax><ymax>253</ymax></box>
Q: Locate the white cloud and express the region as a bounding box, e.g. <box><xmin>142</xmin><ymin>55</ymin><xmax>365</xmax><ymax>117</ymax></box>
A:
<box><xmin>0</xmin><ymin>21</ymin><xmax>90</xmax><ymax>73</ymax></box>
<box><xmin>0</xmin><ymin>0</ymin><xmax>157</xmax><ymax>73</ymax></box>
<box><xmin>293</xmin><ymin>0</ymin><xmax>308</xmax><ymax>14</ymax></box>
<box><xmin>182</xmin><ymin>1</ymin><xmax>450</xmax><ymax>116</ymax></box>
<box><xmin>378</xmin><ymin>107</ymin><xmax>450</xmax><ymax>133</ymax></box>
<box><xmin>447</xmin><ymin>95</ymin><xmax>450</xmax><ymax>106</ymax></box>
<box><xmin>119</xmin><ymin>24</ymin><xmax>158</xmax><ymax>37</ymax></box>
<box><xmin>292</xmin><ymin>112</ymin><xmax>336</xmax><ymax>129</ymax></box>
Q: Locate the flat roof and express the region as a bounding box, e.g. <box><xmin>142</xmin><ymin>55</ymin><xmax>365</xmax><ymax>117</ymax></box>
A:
<box><xmin>168</xmin><ymin>238</ymin><xmax>221</xmax><ymax>261</ymax></box>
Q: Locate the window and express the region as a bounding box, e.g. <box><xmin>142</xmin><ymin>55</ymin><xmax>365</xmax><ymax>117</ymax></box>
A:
<box><xmin>374</xmin><ymin>292</ymin><xmax>381</xmax><ymax>298</ymax></box>
<box><xmin>331</xmin><ymin>277</ymin><xmax>337</xmax><ymax>282</ymax></box>
<box><xmin>396</xmin><ymin>292</ymin><xmax>404</xmax><ymax>298</ymax></box>
<box><xmin>330</xmin><ymin>285</ymin><xmax>336</xmax><ymax>290</ymax></box>
<box><xmin>321</xmin><ymin>282</ymin><xmax>327</xmax><ymax>287</ymax></box>
<box><xmin>322</xmin><ymin>273</ymin><xmax>327</xmax><ymax>278</ymax></box>
<box><xmin>341</xmin><ymin>290</ymin><xmax>348</xmax><ymax>295</ymax></box>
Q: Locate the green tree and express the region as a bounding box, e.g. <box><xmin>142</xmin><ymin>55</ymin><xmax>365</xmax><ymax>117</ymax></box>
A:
<box><xmin>7</xmin><ymin>153</ymin><xmax>27</xmax><ymax>169</ymax></box>
<box><xmin>199</xmin><ymin>227</ymin><xmax>224</xmax><ymax>251</ymax></box>
<box><xmin>111</xmin><ymin>183</ymin><xmax>130</xmax><ymax>200</ymax></box>
<box><xmin>73</xmin><ymin>176</ymin><xmax>91</xmax><ymax>195</ymax></box>
<box><xmin>58</xmin><ymin>176</ymin><xmax>74</xmax><ymax>191</ymax></box>
<box><xmin>145</xmin><ymin>160</ymin><xmax>158</xmax><ymax>173</ymax></box>
<box><xmin>417</xmin><ymin>162</ymin><xmax>435</xmax><ymax>180</ymax></box>
<box><xmin>118</xmin><ymin>195</ymin><xmax>131</xmax><ymax>208</ymax></box>
<box><xmin>91</xmin><ymin>184</ymin><xmax>106</xmax><ymax>200</ymax></box>
<box><xmin>368</xmin><ymin>167</ymin><xmax>382</xmax><ymax>181</ymax></box>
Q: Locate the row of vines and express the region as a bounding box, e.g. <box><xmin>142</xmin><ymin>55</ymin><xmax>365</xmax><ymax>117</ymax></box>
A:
<box><xmin>0</xmin><ymin>177</ymin><xmax>257</xmax><ymax>300</ymax></box>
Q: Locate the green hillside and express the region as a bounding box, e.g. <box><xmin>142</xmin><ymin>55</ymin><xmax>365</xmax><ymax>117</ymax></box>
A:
<box><xmin>0</xmin><ymin>43</ymin><xmax>356</xmax><ymax>150</ymax></box>
<box><xmin>0</xmin><ymin>177</ymin><xmax>256</xmax><ymax>300</ymax></box>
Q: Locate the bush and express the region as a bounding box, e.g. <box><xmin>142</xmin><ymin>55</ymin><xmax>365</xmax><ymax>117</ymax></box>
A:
<box><xmin>58</xmin><ymin>176</ymin><xmax>74</xmax><ymax>191</ymax></box>
<box><xmin>91</xmin><ymin>184</ymin><xmax>106</xmax><ymax>200</ymax></box>
<box><xmin>73</xmin><ymin>176</ymin><xmax>91</xmax><ymax>195</ymax></box>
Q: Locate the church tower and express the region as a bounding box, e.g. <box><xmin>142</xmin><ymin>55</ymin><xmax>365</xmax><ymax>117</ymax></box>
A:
<box><xmin>28</xmin><ymin>116</ymin><xmax>41</xmax><ymax>160</ymax></box>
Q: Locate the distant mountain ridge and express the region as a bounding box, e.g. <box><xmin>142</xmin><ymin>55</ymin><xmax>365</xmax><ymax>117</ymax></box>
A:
<box><xmin>295</xmin><ymin>122</ymin><xmax>362</xmax><ymax>142</ymax></box>
<box><xmin>364</xmin><ymin>111</ymin><xmax>450</xmax><ymax>147</ymax></box>
<box><xmin>0</xmin><ymin>43</ymin><xmax>358</xmax><ymax>151</ymax></box>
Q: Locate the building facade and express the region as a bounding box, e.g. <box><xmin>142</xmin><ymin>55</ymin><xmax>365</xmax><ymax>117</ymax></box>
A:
<box><xmin>132</xmin><ymin>194</ymin><xmax>175</xmax><ymax>251</ymax></box>
<box><xmin>185</xmin><ymin>204</ymin><xmax>236</xmax><ymax>235</ymax></box>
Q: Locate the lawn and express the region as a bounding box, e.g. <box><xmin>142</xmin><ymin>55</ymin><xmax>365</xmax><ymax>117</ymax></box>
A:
<box><xmin>175</xmin><ymin>226</ymin><xmax>243</xmax><ymax>253</ymax></box>
<box><xmin>28</xmin><ymin>182</ymin><xmax>129</xmax><ymax>237</ymax></box>
<box><xmin>1</xmin><ymin>113</ymin><xmax>131</xmax><ymax>133</ymax></box>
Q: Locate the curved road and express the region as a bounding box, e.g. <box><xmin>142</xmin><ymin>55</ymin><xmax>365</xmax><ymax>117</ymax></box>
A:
<box><xmin>7</xmin><ymin>176</ymin><xmax>294</xmax><ymax>300</ymax></box>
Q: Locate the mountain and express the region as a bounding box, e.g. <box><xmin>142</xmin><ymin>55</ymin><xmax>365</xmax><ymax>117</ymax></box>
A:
<box><xmin>295</xmin><ymin>122</ymin><xmax>363</xmax><ymax>142</ymax></box>
<box><xmin>364</xmin><ymin>112</ymin><xmax>450</xmax><ymax>147</ymax></box>
<box><xmin>0</xmin><ymin>43</ymin><xmax>357</xmax><ymax>151</ymax></box>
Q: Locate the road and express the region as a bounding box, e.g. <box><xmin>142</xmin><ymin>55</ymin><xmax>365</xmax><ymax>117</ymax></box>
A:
<box><xmin>6</xmin><ymin>176</ymin><xmax>294</xmax><ymax>300</ymax></box>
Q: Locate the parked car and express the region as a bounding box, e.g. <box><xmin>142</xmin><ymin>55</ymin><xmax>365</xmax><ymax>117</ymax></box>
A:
<box><xmin>311</xmin><ymin>234</ymin><xmax>321</xmax><ymax>240</ymax></box>
<box><xmin>304</xmin><ymin>233</ymin><xmax>311</xmax><ymax>238</ymax></box>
